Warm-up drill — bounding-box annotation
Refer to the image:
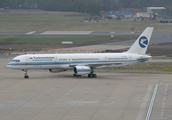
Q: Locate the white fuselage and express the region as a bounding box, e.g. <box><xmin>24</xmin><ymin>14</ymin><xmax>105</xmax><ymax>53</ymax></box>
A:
<box><xmin>7</xmin><ymin>53</ymin><xmax>149</xmax><ymax>70</ymax></box>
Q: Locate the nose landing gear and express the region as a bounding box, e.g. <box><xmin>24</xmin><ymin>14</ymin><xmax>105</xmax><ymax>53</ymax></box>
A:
<box><xmin>23</xmin><ymin>69</ymin><xmax>29</xmax><ymax>79</ymax></box>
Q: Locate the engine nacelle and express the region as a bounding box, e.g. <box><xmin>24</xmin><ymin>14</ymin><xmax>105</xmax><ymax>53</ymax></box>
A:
<box><xmin>73</xmin><ymin>66</ymin><xmax>91</xmax><ymax>75</ymax></box>
<box><xmin>48</xmin><ymin>69</ymin><xmax>66</xmax><ymax>73</ymax></box>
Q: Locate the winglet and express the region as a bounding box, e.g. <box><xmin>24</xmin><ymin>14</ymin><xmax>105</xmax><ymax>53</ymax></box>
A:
<box><xmin>127</xmin><ymin>27</ymin><xmax>154</xmax><ymax>55</ymax></box>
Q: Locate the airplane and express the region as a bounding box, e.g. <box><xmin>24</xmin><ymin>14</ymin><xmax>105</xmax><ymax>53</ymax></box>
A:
<box><xmin>7</xmin><ymin>27</ymin><xmax>153</xmax><ymax>79</ymax></box>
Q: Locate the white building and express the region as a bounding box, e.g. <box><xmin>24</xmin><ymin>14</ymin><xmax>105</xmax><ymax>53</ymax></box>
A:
<box><xmin>147</xmin><ymin>7</ymin><xmax>166</xmax><ymax>15</ymax></box>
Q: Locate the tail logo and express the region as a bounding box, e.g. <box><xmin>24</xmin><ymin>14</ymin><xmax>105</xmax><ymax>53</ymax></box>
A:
<box><xmin>139</xmin><ymin>36</ymin><xmax>148</xmax><ymax>48</ymax></box>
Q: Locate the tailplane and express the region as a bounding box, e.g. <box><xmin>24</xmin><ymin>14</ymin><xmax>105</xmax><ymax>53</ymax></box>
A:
<box><xmin>127</xmin><ymin>27</ymin><xmax>154</xmax><ymax>55</ymax></box>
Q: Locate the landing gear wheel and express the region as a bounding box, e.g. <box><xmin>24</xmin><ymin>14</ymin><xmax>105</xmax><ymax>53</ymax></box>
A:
<box><xmin>93</xmin><ymin>74</ymin><xmax>97</xmax><ymax>78</ymax></box>
<box><xmin>24</xmin><ymin>75</ymin><xmax>29</xmax><ymax>79</ymax></box>
<box><xmin>88</xmin><ymin>74</ymin><xmax>91</xmax><ymax>78</ymax></box>
<box><xmin>88</xmin><ymin>74</ymin><xmax>97</xmax><ymax>78</ymax></box>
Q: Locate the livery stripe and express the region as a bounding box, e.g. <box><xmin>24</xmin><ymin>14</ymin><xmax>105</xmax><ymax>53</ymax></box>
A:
<box><xmin>7</xmin><ymin>60</ymin><xmax>139</xmax><ymax>66</ymax></box>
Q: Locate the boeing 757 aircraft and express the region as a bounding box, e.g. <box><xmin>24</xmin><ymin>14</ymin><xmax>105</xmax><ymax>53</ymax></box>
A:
<box><xmin>7</xmin><ymin>27</ymin><xmax>153</xmax><ymax>78</ymax></box>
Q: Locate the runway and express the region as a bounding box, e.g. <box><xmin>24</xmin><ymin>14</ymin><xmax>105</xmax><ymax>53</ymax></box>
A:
<box><xmin>0</xmin><ymin>31</ymin><xmax>171</xmax><ymax>45</ymax></box>
<box><xmin>0</xmin><ymin>31</ymin><xmax>140</xmax><ymax>35</ymax></box>
<box><xmin>0</xmin><ymin>59</ymin><xmax>172</xmax><ymax>120</ymax></box>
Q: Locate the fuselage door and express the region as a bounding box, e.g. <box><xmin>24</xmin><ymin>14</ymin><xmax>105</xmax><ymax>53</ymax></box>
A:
<box><xmin>129</xmin><ymin>55</ymin><xmax>132</xmax><ymax>63</ymax></box>
<box><xmin>25</xmin><ymin>56</ymin><xmax>29</xmax><ymax>65</ymax></box>
<box><xmin>54</xmin><ymin>56</ymin><xmax>58</xmax><ymax>64</ymax></box>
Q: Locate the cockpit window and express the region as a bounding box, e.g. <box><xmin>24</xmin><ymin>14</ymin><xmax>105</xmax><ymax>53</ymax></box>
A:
<box><xmin>12</xmin><ymin>60</ymin><xmax>20</xmax><ymax>62</ymax></box>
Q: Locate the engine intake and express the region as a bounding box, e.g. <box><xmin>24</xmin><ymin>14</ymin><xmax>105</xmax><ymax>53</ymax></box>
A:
<box><xmin>73</xmin><ymin>66</ymin><xmax>91</xmax><ymax>75</ymax></box>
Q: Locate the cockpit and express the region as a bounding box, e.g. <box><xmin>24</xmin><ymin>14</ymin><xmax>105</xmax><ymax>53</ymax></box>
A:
<box><xmin>12</xmin><ymin>59</ymin><xmax>20</xmax><ymax>62</ymax></box>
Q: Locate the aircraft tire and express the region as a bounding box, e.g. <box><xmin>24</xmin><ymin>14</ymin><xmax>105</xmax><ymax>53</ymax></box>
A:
<box><xmin>93</xmin><ymin>74</ymin><xmax>97</xmax><ymax>78</ymax></box>
<box><xmin>88</xmin><ymin>74</ymin><xmax>91</xmax><ymax>78</ymax></box>
<box><xmin>88</xmin><ymin>74</ymin><xmax>97</xmax><ymax>78</ymax></box>
<box><xmin>24</xmin><ymin>75</ymin><xmax>29</xmax><ymax>79</ymax></box>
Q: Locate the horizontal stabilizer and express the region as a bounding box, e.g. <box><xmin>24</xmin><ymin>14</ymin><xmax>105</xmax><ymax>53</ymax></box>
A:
<box><xmin>137</xmin><ymin>56</ymin><xmax>152</xmax><ymax>60</ymax></box>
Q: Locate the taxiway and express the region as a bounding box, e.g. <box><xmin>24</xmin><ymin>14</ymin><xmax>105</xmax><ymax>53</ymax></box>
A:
<box><xmin>0</xmin><ymin>59</ymin><xmax>172</xmax><ymax>120</ymax></box>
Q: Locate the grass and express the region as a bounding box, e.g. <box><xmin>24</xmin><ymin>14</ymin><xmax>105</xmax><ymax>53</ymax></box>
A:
<box><xmin>97</xmin><ymin>62</ymin><xmax>172</xmax><ymax>73</ymax></box>
<box><xmin>153</xmin><ymin>57</ymin><xmax>172</xmax><ymax>59</ymax></box>
<box><xmin>0</xmin><ymin>9</ymin><xmax>172</xmax><ymax>32</ymax></box>
<box><xmin>0</xmin><ymin>35</ymin><xmax>131</xmax><ymax>44</ymax></box>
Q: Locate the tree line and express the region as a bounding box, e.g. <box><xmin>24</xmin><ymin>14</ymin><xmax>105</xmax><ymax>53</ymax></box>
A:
<box><xmin>0</xmin><ymin>0</ymin><xmax>172</xmax><ymax>14</ymax></box>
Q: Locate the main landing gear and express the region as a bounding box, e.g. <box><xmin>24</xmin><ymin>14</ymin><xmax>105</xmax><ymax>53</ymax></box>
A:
<box><xmin>88</xmin><ymin>74</ymin><xmax>97</xmax><ymax>78</ymax></box>
<box><xmin>23</xmin><ymin>69</ymin><xmax>29</xmax><ymax>79</ymax></box>
<box><xmin>88</xmin><ymin>68</ymin><xmax>97</xmax><ymax>78</ymax></box>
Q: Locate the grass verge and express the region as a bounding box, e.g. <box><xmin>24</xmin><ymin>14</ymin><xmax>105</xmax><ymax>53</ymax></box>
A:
<box><xmin>97</xmin><ymin>62</ymin><xmax>172</xmax><ymax>74</ymax></box>
<box><xmin>0</xmin><ymin>10</ymin><xmax>172</xmax><ymax>31</ymax></box>
<box><xmin>0</xmin><ymin>35</ymin><xmax>132</xmax><ymax>44</ymax></box>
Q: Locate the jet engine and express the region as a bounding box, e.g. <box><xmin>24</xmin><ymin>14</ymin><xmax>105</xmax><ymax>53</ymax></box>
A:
<box><xmin>48</xmin><ymin>69</ymin><xmax>66</xmax><ymax>73</ymax></box>
<box><xmin>73</xmin><ymin>66</ymin><xmax>91</xmax><ymax>75</ymax></box>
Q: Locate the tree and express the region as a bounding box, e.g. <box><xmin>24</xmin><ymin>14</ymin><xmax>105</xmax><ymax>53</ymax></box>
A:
<box><xmin>130</xmin><ymin>2</ymin><xmax>140</xmax><ymax>8</ymax></box>
<box><xmin>1</xmin><ymin>0</ymin><xmax>172</xmax><ymax>15</ymax></box>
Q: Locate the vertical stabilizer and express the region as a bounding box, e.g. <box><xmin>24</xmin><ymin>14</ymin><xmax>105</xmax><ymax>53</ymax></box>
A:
<box><xmin>127</xmin><ymin>27</ymin><xmax>154</xmax><ymax>55</ymax></box>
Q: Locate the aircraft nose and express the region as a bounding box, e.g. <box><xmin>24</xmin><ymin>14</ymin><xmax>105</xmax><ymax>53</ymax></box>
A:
<box><xmin>7</xmin><ymin>62</ymin><xmax>12</xmax><ymax>68</ymax></box>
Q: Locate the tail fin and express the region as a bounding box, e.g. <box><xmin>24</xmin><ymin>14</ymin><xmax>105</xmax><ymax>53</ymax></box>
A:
<box><xmin>127</xmin><ymin>27</ymin><xmax>154</xmax><ymax>55</ymax></box>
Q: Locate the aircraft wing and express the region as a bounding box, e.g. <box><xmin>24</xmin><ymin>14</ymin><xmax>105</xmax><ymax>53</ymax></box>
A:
<box><xmin>69</xmin><ymin>62</ymin><xmax>122</xmax><ymax>68</ymax></box>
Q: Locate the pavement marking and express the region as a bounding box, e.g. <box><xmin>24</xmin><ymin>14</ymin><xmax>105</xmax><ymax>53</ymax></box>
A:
<box><xmin>110</xmin><ymin>32</ymin><xmax>115</xmax><ymax>34</ymax></box>
<box><xmin>145</xmin><ymin>84</ymin><xmax>159</xmax><ymax>120</ymax></box>
<box><xmin>25</xmin><ymin>31</ymin><xmax>36</xmax><ymax>35</ymax></box>
<box><xmin>41</xmin><ymin>31</ymin><xmax>93</xmax><ymax>35</ymax></box>
<box><xmin>136</xmin><ymin>84</ymin><xmax>153</xmax><ymax>120</ymax></box>
<box><xmin>160</xmin><ymin>84</ymin><xmax>168</xmax><ymax>120</ymax></box>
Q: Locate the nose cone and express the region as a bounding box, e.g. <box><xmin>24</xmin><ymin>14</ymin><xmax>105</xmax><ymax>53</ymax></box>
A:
<box><xmin>7</xmin><ymin>62</ymin><xmax>13</xmax><ymax>68</ymax></box>
<box><xmin>7</xmin><ymin>62</ymin><xmax>18</xmax><ymax>69</ymax></box>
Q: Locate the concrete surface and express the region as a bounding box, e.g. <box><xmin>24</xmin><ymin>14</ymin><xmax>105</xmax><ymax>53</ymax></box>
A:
<box><xmin>0</xmin><ymin>59</ymin><xmax>172</xmax><ymax>120</ymax></box>
<box><xmin>41</xmin><ymin>31</ymin><xmax>93</xmax><ymax>35</ymax></box>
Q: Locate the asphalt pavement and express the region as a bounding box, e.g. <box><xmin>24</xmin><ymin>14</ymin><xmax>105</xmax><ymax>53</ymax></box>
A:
<box><xmin>0</xmin><ymin>59</ymin><xmax>172</xmax><ymax>120</ymax></box>
<box><xmin>0</xmin><ymin>31</ymin><xmax>171</xmax><ymax>45</ymax></box>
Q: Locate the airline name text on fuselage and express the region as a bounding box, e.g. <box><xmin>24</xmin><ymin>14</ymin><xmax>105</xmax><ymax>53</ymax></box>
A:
<box><xmin>33</xmin><ymin>57</ymin><xmax>54</xmax><ymax>59</ymax></box>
